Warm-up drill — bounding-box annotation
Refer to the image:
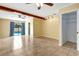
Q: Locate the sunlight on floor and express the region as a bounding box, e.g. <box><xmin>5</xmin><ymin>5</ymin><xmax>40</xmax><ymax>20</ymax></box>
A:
<box><xmin>13</xmin><ymin>36</ymin><xmax>23</xmax><ymax>50</ymax></box>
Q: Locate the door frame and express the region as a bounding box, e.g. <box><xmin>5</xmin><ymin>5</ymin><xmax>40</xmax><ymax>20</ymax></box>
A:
<box><xmin>77</xmin><ymin>9</ymin><xmax>79</xmax><ymax>51</ymax></box>
<box><xmin>59</xmin><ymin>9</ymin><xmax>78</xmax><ymax>51</ymax></box>
<box><xmin>28</xmin><ymin>22</ymin><xmax>30</xmax><ymax>36</ymax></box>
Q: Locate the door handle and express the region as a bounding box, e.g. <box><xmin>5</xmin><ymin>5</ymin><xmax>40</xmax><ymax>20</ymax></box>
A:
<box><xmin>77</xmin><ymin>32</ymin><xmax>79</xmax><ymax>34</ymax></box>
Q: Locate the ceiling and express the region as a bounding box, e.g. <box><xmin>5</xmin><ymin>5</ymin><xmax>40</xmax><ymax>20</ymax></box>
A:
<box><xmin>0</xmin><ymin>3</ymin><xmax>73</xmax><ymax>18</ymax></box>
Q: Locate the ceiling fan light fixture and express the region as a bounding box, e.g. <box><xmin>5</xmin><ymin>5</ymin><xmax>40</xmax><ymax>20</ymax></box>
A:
<box><xmin>36</xmin><ymin>3</ymin><xmax>43</xmax><ymax>10</ymax></box>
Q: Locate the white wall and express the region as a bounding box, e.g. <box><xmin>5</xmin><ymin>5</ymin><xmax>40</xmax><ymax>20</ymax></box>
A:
<box><xmin>67</xmin><ymin>11</ymin><xmax>77</xmax><ymax>43</ymax></box>
<box><xmin>62</xmin><ymin>15</ymin><xmax>68</xmax><ymax>44</ymax></box>
<box><xmin>66</xmin><ymin>18</ymin><xmax>77</xmax><ymax>42</ymax></box>
<box><xmin>77</xmin><ymin>10</ymin><xmax>79</xmax><ymax>51</ymax></box>
<box><xmin>25</xmin><ymin>17</ymin><xmax>33</xmax><ymax>38</ymax></box>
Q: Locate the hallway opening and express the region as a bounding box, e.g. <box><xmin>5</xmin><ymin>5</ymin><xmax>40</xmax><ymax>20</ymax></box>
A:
<box><xmin>10</xmin><ymin>21</ymin><xmax>25</xmax><ymax>36</ymax></box>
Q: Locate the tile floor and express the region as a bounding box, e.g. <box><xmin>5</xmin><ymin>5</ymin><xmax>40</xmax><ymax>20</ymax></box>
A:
<box><xmin>0</xmin><ymin>36</ymin><xmax>79</xmax><ymax>56</ymax></box>
<box><xmin>63</xmin><ymin>41</ymin><xmax>76</xmax><ymax>50</ymax></box>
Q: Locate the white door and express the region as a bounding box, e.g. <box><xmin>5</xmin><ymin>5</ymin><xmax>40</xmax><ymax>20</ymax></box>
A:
<box><xmin>77</xmin><ymin>10</ymin><xmax>79</xmax><ymax>51</ymax></box>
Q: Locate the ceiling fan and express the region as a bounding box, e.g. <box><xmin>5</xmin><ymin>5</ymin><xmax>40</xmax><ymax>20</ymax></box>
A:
<box><xmin>26</xmin><ymin>3</ymin><xmax>54</xmax><ymax>10</ymax></box>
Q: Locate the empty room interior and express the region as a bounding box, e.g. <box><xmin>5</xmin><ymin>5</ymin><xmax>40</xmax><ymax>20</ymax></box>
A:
<box><xmin>0</xmin><ymin>3</ymin><xmax>79</xmax><ymax>56</ymax></box>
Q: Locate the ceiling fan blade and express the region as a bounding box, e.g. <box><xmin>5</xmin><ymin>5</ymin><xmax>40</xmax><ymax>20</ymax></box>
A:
<box><xmin>44</xmin><ymin>3</ymin><xmax>54</xmax><ymax>6</ymax></box>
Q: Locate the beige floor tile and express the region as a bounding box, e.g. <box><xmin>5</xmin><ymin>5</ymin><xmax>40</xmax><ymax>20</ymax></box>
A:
<box><xmin>0</xmin><ymin>36</ymin><xmax>78</xmax><ymax>56</ymax></box>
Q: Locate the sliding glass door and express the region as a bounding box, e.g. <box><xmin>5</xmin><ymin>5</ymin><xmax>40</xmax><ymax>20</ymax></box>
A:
<box><xmin>10</xmin><ymin>22</ymin><xmax>25</xmax><ymax>36</ymax></box>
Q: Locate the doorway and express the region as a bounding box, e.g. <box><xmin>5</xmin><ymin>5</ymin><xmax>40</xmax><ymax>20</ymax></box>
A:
<box><xmin>10</xmin><ymin>21</ymin><xmax>25</xmax><ymax>36</ymax></box>
<box><xmin>14</xmin><ymin>22</ymin><xmax>22</xmax><ymax>36</ymax></box>
<box><xmin>60</xmin><ymin>11</ymin><xmax>77</xmax><ymax>50</ymax></box>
